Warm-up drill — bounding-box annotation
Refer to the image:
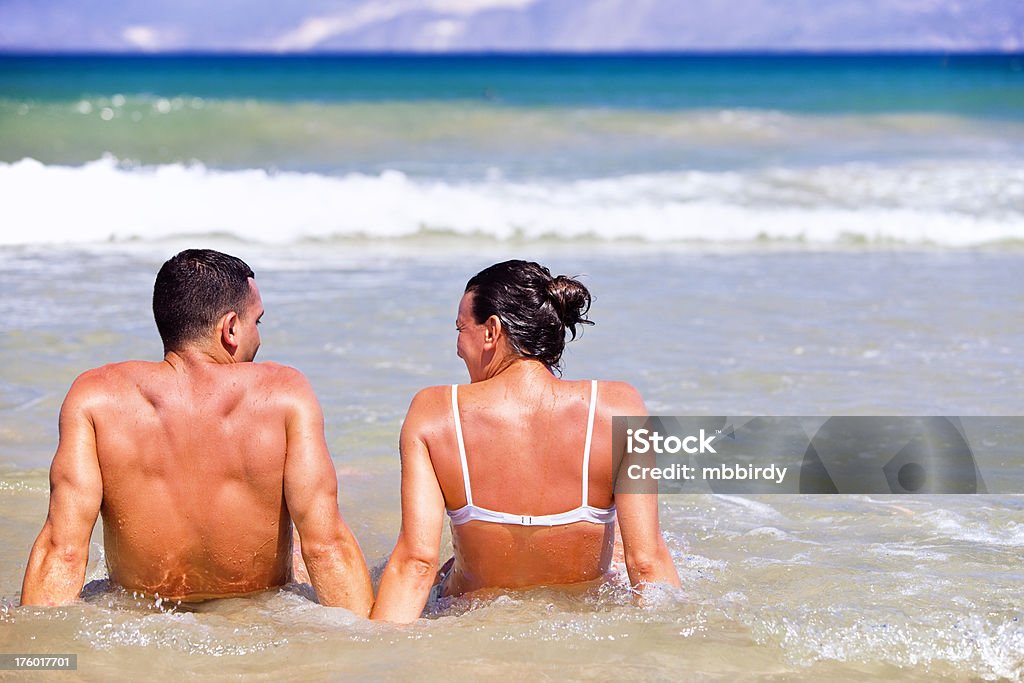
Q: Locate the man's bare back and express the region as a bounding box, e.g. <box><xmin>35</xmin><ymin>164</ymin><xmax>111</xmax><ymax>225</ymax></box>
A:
<box><xmin>21</xmin><ymin>249</ymin><xmax>372</xmax><ymax>613</ymax></box>
<box><xmin>91</xmin><ymin>358</ymin><xmax>309</xmax><ymax>600</ymax></box>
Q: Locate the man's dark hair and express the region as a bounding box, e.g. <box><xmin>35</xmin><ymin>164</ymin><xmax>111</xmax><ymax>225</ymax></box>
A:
<box><xmin>466</xmin><ymin>260</ymin><xmax>593</xmax><ymax>372</ymax></box>
<box><xmin>153</xmin><ymin>249</ymin><xmax>255</xmax><ymax>351</ymax></box>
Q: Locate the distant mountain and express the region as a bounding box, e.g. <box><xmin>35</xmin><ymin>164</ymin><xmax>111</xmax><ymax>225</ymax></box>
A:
<box><xmin>1</xmin><ymin>0</ymin><xmax>1022</xmax><ymax>52</ymax></box>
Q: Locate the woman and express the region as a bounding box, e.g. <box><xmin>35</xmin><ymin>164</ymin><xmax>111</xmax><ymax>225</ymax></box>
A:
<box><xmin>371</xmin><ymin>260</ymin><xmax>680</xmax><ymax>623</ymax></box>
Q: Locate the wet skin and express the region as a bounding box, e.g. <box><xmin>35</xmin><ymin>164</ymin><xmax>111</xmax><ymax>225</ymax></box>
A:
<box><xmin>371</xmin><ymin>292</ymin><xmax>680</xmax><ymax>623</ymax></box>
<box><xmin>22</xmin><ymin>280</ymin><xmax>373</xmax><ymax>612</ymax></box>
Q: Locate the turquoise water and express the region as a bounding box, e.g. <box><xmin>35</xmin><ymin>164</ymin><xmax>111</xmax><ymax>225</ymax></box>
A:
<box><xmin>3</xmin><ymin>54</ymin><xmax>1024</xmax><ymax>175</ymax></box>
<box><xmin>3</xmin><ymin>54</ymin><xmax>1023</xmax><ymax>114</ymax></box>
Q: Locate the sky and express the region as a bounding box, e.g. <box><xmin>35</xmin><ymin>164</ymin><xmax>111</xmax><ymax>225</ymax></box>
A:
<box><xmin>0</xmin><ymin>0</ymin><xmax>1022</xmax><ymax>53</ymax></box>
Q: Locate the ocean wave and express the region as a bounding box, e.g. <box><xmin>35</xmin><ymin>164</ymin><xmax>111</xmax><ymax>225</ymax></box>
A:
<box><xmin>4</xmin><ymin>98</ymin><xmax>1024</xmax><ymax>173</ymax></box>
<box><xmin>2</xmin><ymin>156</ymin><xmax>1023</xmax><ymax>247</ymax></box>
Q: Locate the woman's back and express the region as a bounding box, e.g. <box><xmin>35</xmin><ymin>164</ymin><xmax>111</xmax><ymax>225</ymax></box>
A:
<box><xmin>370</xmin><ymin>260</ymin><xmax>679</xmax><ymax>623</ymax></box>
<box><xmin>429</xmin><ymin>368</ymin><xmax>618</xmax><ymax>593</ymax></box>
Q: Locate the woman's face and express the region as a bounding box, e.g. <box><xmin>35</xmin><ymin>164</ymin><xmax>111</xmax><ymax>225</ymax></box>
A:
<box><xmin>456</xmin><ymin>291</ymin><xmax>485</xmax><ymax>381</ymax></box>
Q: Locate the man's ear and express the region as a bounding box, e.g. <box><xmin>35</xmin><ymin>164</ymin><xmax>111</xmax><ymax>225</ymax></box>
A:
<box><xmin>220</xmin><ymin>311</ymin><xmax>240</xmax><ymax>354</ymax></box>
<box><xmin>483</xmin><ymin>315</ymin><xmax>502</xmax><ymax>349</ymax></box>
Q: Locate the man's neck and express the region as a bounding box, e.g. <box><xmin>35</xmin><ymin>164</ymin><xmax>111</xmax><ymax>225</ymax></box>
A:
<box><xmin>164</xmin><ymin>346</ymin><xmax>238</xmax><ymax>368</ymax></box>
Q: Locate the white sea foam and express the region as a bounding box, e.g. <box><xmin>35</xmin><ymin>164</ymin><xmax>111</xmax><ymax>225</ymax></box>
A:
<box><xmin>923</xmin><ymin>509</ymin><xmax>1024</xmax><ymax>547</ymax></box>
<box><xmin>711</xmin><ymin>495</ymin><xmax>784</xmax><ymax>521</ymax></box>
<box><xmin>2</xmin><ymin>156</ymin><xmax>1023</xmax><ymax>247</ymax></box>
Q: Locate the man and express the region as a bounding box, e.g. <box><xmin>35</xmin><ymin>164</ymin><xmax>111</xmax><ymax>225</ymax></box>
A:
<box><xmin>21</xmin><ymin>249</ymin><xmax>373</xmax><ymax>615</ymax></box>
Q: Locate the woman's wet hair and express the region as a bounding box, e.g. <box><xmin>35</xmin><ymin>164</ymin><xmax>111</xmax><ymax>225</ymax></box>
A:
<box><xmin>465</xmin><ymin>260</ymin><xmax>593</xmax><ymax>371</ymax></box>
<box><xmin>153</xmin><ymin>249</ymin><xmax>255</xmax><ymax>352</ymax></box>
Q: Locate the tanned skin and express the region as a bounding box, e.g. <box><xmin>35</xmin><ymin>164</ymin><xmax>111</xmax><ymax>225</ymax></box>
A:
<box><xmin>22</xmin><ymin>279</ymin><xmax>373</xmax><ymax>615</ymax></box>
<box><xmin>371</xmin><ymin>292</ymin><xmax>679</xmax><ymax>623</ymax></box>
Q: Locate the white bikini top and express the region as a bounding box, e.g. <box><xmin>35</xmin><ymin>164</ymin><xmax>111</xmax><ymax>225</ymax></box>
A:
<box><xmin>446</xmin><ymin>380</ymin><xmax>617</xmax><ymax>527</ymax></box>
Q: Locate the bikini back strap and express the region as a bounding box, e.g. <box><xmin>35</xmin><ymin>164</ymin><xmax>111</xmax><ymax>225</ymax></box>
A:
<box><xmin>581</xmin><ymin>379</ymin><xmax>598</xmax><ymax>506</ymax></box>
<box><xmin>451</xmin><ymin>384</ymin><xmax>474</xmax><ymax>506</ymax></box>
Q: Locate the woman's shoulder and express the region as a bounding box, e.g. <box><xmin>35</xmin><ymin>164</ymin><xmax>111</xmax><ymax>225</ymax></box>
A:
<box><xmin>591</xmin><ymin>379</ymin><xmax>646</xmax><ymax>416</ymax></box>
<box><xmin>403</xmin><ymin>378</ymin><xmax>646</xmax><ymax>417</ymax></box>
<box><xmin>406</xmin><ymin>384</ymin><xmax>456</xmax><ymax>414</ymax></box>
<box><xmin>400</xmin><ymin>384</ymin><xmax>457</xmax><ymax>443</ymax></box>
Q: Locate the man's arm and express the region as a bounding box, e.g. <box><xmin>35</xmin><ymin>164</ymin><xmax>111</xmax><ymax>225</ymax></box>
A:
<box><xmin>370</xmin><ymin>390</ymin><xmax>445</xmax><ymax>623</ymax></box>
<box><xmin>282</xmin><ymin>371</ymin><xmax>373</xmax><ymax>616</ymax></box>
<box><xmin>22</xmin><ymin>377</ymin><xmax>103</xmax><ymax>606</ymax></box>
<box><xmin>610</xmin><ymin>385</ymin><xmax>681</xmax><ymax>595</ymax></box>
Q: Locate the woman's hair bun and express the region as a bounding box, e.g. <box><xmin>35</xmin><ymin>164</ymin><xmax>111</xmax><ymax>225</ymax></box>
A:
<box><xmin>465</xmin><ymin>260</ymin><xmax>595</xmax><ymax>371</ymax></box>
<box><xmin>546</xmin><ymin>275</ymin><xmax>593</xmax><ymax>339</ymax></box>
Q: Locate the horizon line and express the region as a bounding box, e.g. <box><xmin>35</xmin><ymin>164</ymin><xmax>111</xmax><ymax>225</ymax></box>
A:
<box><xmin>1</xmin><ymin>47</ymin><xmax>1023</xmax><ymax>58</ymax></box>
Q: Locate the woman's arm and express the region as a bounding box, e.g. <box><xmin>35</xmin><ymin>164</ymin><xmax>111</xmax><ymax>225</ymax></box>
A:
<box><xmin>371</xmin><ymin>390</ymin><xmax>447</xmax><ymax>623</ymax></box>
<box><xmin>615</xmin><ymin>492</ymin><xmax>681</xmax><ymax>593</ymax></box>
<box><xmin>609</xmin><ymin>384</ymin><xmax>681</xmax><ymax>595</ymax></box>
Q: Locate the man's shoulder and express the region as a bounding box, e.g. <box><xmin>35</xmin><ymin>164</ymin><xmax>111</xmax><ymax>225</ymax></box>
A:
<box><xmin>245</xmin><ymin>361</ymin><xmax>310</xmax><ymax>390</ymax></box>
<box><xmin>72</xmin><ymin>360</ymin><xmax>311</xmax><ymax>394</ymax></box>
<box><xmin>241</xmin><ymin>363</ymin><xmax>321</xmax><ymax>411</ymax></box>
<box><xmin>68</xmin><ymin>361</ymin><xmax>160</xmax><ymax>393</ymax></box>
<box><xmin>61</xmin><ymin>361</ymin><xmax>162</xmax><ymax>414</ymax></box>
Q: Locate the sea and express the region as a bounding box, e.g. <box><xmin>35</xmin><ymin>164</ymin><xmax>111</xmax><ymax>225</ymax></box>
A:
<box><xmin>0</xmin><ymin>54</ymin><xmax>1022</xmax><ymax>681</ymax></box>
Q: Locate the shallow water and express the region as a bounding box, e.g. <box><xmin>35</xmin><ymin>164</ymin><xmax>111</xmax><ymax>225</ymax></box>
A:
<box><xmin>1</xmin><ymin>244</ymin><xmax>1022</xmax><ymax>680</ymax></box>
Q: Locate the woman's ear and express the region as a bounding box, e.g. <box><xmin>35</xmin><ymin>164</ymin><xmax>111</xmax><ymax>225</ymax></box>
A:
<box><xmin>483</xmin><ymin>315</ymin><xmax>502</xmax><ymax>347</ymax></box>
